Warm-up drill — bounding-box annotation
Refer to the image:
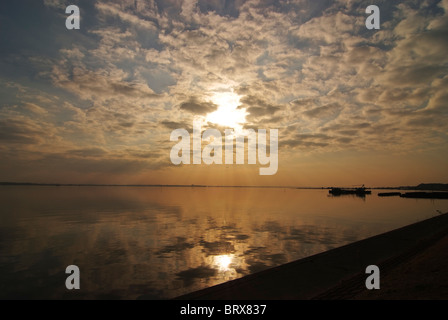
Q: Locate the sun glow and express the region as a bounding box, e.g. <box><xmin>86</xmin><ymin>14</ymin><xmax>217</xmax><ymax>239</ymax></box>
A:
<box><xmin>206</xmin><ymin>92</ymin><xmax>246</xmax><ymax>130</ymax></box>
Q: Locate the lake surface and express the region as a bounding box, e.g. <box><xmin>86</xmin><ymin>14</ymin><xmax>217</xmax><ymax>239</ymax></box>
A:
<box><xmin>0</xmin><ymin>186</ymin><xmax>447</xmax><ymax>299</ymax></box>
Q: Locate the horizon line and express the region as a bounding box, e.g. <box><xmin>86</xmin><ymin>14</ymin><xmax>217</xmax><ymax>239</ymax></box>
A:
<box><xmin>1</xmin><ymin>182</ymin><xmax>446</xmax><ymax>189</ymax></box>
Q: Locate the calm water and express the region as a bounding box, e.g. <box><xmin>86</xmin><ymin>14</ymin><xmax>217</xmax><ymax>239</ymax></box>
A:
<box><xmin>0</xmin><ymin>186</ymin><xmax>446</xmax><ymax>299</ymax></box>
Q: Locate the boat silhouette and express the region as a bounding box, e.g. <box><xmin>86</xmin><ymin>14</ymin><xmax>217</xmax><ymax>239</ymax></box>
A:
<box><xmin>329</xmin><ymin>185</ymin><xmax>372</xmax><ymax>197</ymax></box>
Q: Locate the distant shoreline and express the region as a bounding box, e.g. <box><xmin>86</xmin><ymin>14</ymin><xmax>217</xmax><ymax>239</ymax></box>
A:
<box><xmin>0</xmin><ymin>182</ymin><xmax>311</xmax><ymax>189</ymax></box>
<box><xmin>1</xmin><ymin>182</ymin><xmax>447</xmax><ymax>191</ymax></box>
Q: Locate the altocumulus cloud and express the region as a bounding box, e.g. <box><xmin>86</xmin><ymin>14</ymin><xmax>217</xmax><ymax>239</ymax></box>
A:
<box><xmin>0</xmin><ymin>0</ymin><xmax>447</xmax><ymax>183</ymax></box>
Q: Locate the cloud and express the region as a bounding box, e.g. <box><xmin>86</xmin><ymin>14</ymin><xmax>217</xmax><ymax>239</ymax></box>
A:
<box><xmin>294</xmin><ymin>11</ymin><xmax>362</xmax><ymax>45</ymax></box>
<box><xmin>281</xmin><ymin>140</ymin><xmax>329</xmax><ymax>148</ymax></box>
<box><xmin>43</xmin><ymin>0</ymin><xmax>69</xmax><ymax>10</ymax></box>
<box><xmin>240</xmin><ymin>95</ymin><xmax>281</xmax><ymax>118</ymax></box>
<box><xmin>22</xmin><ymin>103</ymin><xmax>48</xmax><ymax>115</ymax></box>
<box><xmin>1</xmin><ymin>0</ymin><xmax>448</xmax><ymax>183</ymax></box>
<box><xmin>280</xmin><ymin>132</ymin><xmax>332</xmax><ymax>149</ymax></box>
<box><xmin>96</xmin><ymin>2</ymin><xmax>157</xmax><ymax>31</ymax></box>
<box><xmin>160</xmin><ymin>120</ymin><xmax>191</xmax><ymax>130</ymax></box>
<box><xmin>0</xmin><ymin>119</ymin><xmax>46</xmax><ymax>145</ymax></box>
<box><xmin>51</xmin><ymin>66</ymin><xmax>162</xmax><ymax>103</ymax></box>
<box><xmin>39</xmin><ymin>153</ymin><xmax>167</xmax><ymax>174</ymax></box>
<box><xmin>179</xmin><ymin>98</ymin><xmax>218</xmax><ymax>115</ymax></box>
<box><xmin>68</xmin><ymin>147</ymin><xmax>108</xmax><ymax>158</ymax></box>
<box><xmin>303</xmin><ymin>103</ymin><xmax>343</xmax><ymax>119</ymax></box>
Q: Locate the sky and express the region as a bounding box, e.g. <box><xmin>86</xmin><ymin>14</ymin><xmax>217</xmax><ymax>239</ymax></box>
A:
<box><xmin>0</xmin><ymin>0</ymin><xmax>447</xmax><ymax>187</ymax></box>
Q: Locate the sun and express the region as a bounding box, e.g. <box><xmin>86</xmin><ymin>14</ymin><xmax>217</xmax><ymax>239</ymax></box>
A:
<box><xmin>206</xmin><ymin>91</ymin><xmax>246</xmax><ymax>130</ymax></box>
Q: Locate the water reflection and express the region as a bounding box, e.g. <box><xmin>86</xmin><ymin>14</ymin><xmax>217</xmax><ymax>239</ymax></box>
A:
<box><xmin>0</xmin><ymin>186</ymin><xmax>445</xmax><ymax>299</ymax></box>
<box><xmin>213</xmin><ymin>254</ymin><xmax>233</xmax><ymax>271</ymax></box>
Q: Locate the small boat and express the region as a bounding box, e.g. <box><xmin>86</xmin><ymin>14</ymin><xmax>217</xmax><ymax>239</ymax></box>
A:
<box><xmin>329</xmin><ymin>187</ymin><xmax>371</xmax><ymax>196</ymax></box>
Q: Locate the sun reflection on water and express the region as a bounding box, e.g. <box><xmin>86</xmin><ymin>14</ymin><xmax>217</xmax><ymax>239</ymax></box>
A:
<box><xmin>213</xmin><ymin>254</ymin><xmax>234</xmax><ymax>272</ymax></box>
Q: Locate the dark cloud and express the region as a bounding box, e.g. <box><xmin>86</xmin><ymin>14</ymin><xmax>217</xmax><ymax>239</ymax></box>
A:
<box><xmin>406</xmin><ymin>115</ymin><xmax>445</xmax><ymax>127</ymax></box>
<box><xmin>279</xmin><ymin>131</ymin><xmax>334</xmax><ymax>149</ymax></box>
<box><xmin>256</xmin><ymin>115</ymin><xmax>284</xmax><ymax>125</ymax></box>
<box><xmin>337</xmin><ymin>130</ymin><xmax>357</xmax><ymax>136</ymax></box>
<box><xmin>33</xmin><ymin>153</ymin><xmax>167</xmax><ymax>174</ymax></box>
<box><xmin>346</xmin><ymin>46</ymin><xmax>381</xmax><ymax>65</ymax></box>
<box><xmin>179</xmin><ymin>98</ymin><xmax>218</xmax><ymax>115</ymax></box>
<box><xmin>69</xmin><ymin>148</ymin><xmax>108</xmax><ymax>158</ymax></box>
<box><xmin>127</xmin><ymin>150</ymin><xmax>164</xmax><ymax>159</ymax></box>
<box><xmin>321</xmin><ymin>122</ymin><xmax>371</xmax><ymax>133</ymax></box>
<box><xmin>160</xmin><ymin>120</ymin><xmax>191</xmax><ymax>130</ymax></box>
<box><xmin>296</xmin><ymin>133</ymin><xmax>331</xmax><ymax>140</ymax></box>
<box><xmin>246</xmin><ymin>106</ymin><xmax>280</xmax><ymax>117</ymax></box>
<box><xmin>0</xmin><ymin>119</ymin><xmax>45</xmax><ymax>145</ymax></box>
<box><xmin>336</xmin><ymin>137</ymin><xmax>353</xmax><ymax>144</ymax></box>
<box><xmin>384</xmin><ymin>66</ymin><xmax>447</xmax><ymax>86</ymax></box>
<box><xmin>303</xmin><ymin>103</ymin><xmax>342</xmax><ymax>119</ymax></box>
<box><xmin>290</xmin><ymin>98</ymin><xmax>317</xmax><ymax>110</ymax></box>
<box><xmin>118</xmin><ymin>122</ymin><xmax>134</xmax><ymax>128</ymax></box>
<box><xmin>52</xmin><ymin>68</ymin><xmax>163</xmax><ymax>102</ymax></box>
<box><xmin>281</xmin><ymin>140</ymin><xmax>329</xmax><ymax>148</ymax></box>
<box><xmin>240</xmin><ymin>95</ymin><xmax>281</xmax><ymax>118</ymax></box>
